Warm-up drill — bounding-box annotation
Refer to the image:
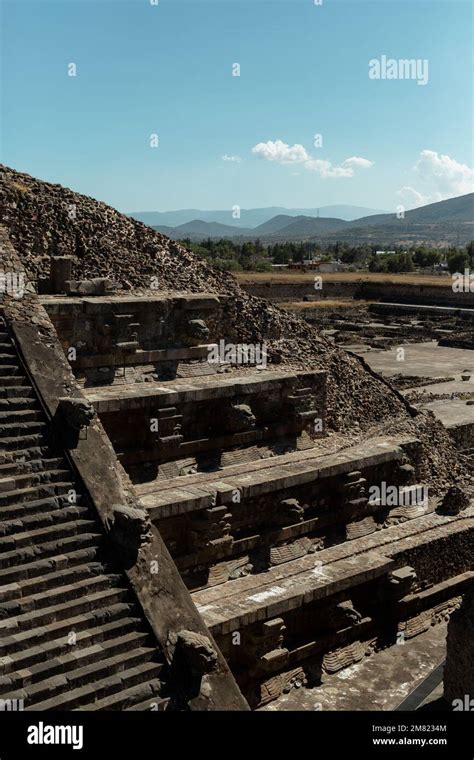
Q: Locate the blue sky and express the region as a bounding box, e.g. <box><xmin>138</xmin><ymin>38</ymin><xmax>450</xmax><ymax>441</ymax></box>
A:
<box><xmin>1</xmin><ymin>0</ymin><xmax>473</xmax><ymax>214</ymax></box>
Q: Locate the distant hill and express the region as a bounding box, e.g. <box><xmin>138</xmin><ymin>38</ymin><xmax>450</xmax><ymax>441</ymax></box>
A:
<box><xmin>130</xmin><ymin>204</ymin><xmax>387</xmax><ymax>228</ymax></box>
<box><xmin>154</xmin><ymin>215</ymin><xmax>348</xmax><ymax>241</ymax></box>
<box><xmin>349</xmin><ymin>193</ymin><xmax>474</xmax><ymax>228</ymax></box>
<box><xmin>156</xmin><ymin>219</ymin><xmax>254</xmax><ymax>239</ymax></box>
<box><xmin>151</xmin><ymin>194</ymin><xmax>474</xmax><ymax>245</ymax></box>
<box><xmin>253</xmin><ymin>215</ymin><xmax>309</xmax><ymax>235</ymax></box>
<box><xmin>322</xmin><ymin>194</ymin><xmax>474</xmax><ymax>246</ymax></box>
<box><xmin>264</xmin><ymin>216</ymin><xmax>349</xmax><ymax>240</ymax></box>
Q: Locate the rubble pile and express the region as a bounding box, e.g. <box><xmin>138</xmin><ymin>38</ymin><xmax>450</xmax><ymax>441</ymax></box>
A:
<box><xmin>0</xmin><ymin>165</ymin><xmax>233</xmax><ymax>294</ymax></box>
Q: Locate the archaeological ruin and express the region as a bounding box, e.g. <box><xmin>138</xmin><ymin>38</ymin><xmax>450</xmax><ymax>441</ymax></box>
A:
<box><xmin>1</xmin><ymin>166</ymin><xmax>473</xmax><ymax>712</ymax></box>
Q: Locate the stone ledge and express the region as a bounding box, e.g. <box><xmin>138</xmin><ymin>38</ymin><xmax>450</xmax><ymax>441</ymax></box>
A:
<box><xmin>137</xmin><ymin>437</ymin><xmax>413</xmax><ymax>519</ymax></box>
<box><xmin>86</xmin><ymin>369</ymin><xmax>325</xmax><ymax>412</ymax></box>
<box><xmin>192</xmin><ymin>511</ymin><xmax>474</xmax><ymax>634</ymax></box>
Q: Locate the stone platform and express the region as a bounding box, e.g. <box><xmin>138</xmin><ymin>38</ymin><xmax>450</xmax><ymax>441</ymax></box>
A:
<box><xmin>4</xmin><ymin>283</ymin><xmax>472</xmax><ymax>711</ymax></box>
<box><xmin>85</xmin><ymin>369</ymin><xmax>326</xmax><ymax>478</ymax></box>
<box><xmin>42</xmin><ymin>293</ymin><xmax>228</xmax><ymax>386</ymax></box>
<box><xmin>261</xmin><ymin>622</ymin><xmax>447</xmax><ymax>711</ymax></box>
<box><xmin>192</xmin><ymin>509</ymin><xmax>474</xmax><ymax>706</ymax></box>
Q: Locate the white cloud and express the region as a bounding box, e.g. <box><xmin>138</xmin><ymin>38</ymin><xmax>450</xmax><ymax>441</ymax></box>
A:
<box><xmin>251</xmin><ymin>139</ymin><xmax>373</xmax><ymax>179</ymax></box>
<box><xmin>396</xmin><ymin>186</ymin><xmax>430</xmax><ymax>208</ymax></box>
<box><xmin>252</xmin><ymin>140</ymin><xmax>310</xmax><ymax>164</ymax></box>
<box><xmin>342</xmin><ymin>156</ymin><xmax>374</xmax><ymax>170</ymax></box>
<box><xmin>397</xmin><ymin>150</ymin><xmax>474</xmax><ymax>207</ymax></box>
<box><xmin>221</xmin><ymin>154</ymin><xmax>242</xmax><ymax>163</ymax></box>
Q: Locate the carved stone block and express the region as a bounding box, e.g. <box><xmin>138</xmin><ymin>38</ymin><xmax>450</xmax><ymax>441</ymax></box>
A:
<box><xmin>438</xmin><ymin>485</ymin><xmax>470</xmax><ymax>516</ymax></box>
<box><xmin>176</xmin><ymin>629</ymin><xmax>218</xmax><ymax>676</ymax></box>
<box><xmin>57</xmin><ymin>397</ymin><xmax>94</xmax><ymax>431</ymax></box>
<box><xmin>269</xmin><ymin>537</ymin><xmax>313</xmax><ymax>566</ymax></box>
<box><xmin>322</xmin><ymin>641</ymin><xmax>364</xmax><ymax>674</ymax></box>
<box><xmin>188</xmin><ymin>506</ymin><xmax>233</xmax><ymax>552</ymax></box>
<box><xmin>106</xmin><ymin>504</ymin><xmax>152</xmax><ymax>558</ymax></box>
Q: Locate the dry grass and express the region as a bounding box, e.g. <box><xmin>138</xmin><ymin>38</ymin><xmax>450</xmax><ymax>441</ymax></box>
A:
<box><xmin>235</xmin><ymin>271</ymin><xmax>452</xmax><ymax>287</ymax></box>
<box><xmin>9</xmin><ymin>180</ymin><xmax>30</xmax><ymax>194</ymax></box>
<box><xmin>280</xmin><ymin>299</ymin><xmax>372</xmax><ymax>310</ymax></box>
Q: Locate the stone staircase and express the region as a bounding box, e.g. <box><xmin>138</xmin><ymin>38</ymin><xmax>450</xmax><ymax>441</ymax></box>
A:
<box><xmin>0</xmin><ymin>314</ymin><xmax>169</xmax><ymax>711</ymax></box>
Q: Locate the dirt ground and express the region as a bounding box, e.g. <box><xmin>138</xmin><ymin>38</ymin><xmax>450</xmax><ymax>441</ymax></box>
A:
<box><xmin>236</xmin><ymin>272</ymin><xmax>451</xmax><ymax>287</ymax></box>
<box><xmin>281</xmin><ymin>299</ymin><xmax>372</xmax><ymax>310</ymax></box>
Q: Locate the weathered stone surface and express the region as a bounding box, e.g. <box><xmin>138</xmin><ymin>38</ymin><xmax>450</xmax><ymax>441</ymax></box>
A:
<box><xmin>0</xmin><ymin>227</ymin><xmax>249</xmax><ymax>711</ymax></box>
<box><xmin>444</xmin><ymin>586</ymin><xmax>474</xmax><ymax>705</ymax></box>
<box><xmin>106</xmin><ymin>504</ymin><xmax>153</xmax><ymax>558</ymax></box>
<box><xmin>438</xmin><ymin>484</ymin><xmax>470</xmax><ymax>516</ymax></box>
<box><xmin>176</xmin><ymin>629</ymin><xmax>218</xmax><ymax>676</ymax></box>
<box><xmin>57</xmin><ymin>397</ymin><xmax>94</xmax><ymax>431</ymax></box>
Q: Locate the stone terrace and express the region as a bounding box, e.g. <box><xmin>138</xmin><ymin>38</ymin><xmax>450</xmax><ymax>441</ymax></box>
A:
<box><xmin>39</xmin><ymin>287</ymin><xmax>474</xmax><ymax>709</ymax></box>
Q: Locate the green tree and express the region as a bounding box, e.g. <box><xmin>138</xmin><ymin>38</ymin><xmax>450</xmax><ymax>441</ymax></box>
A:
<box><xmin>447</xmin><ymin>250</ymin><xmax>469</xmax><ymax>274</ymax></box>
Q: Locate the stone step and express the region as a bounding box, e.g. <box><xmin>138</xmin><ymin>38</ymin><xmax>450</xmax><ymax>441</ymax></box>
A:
<box><xmin>0</xmin><ymin>409</ymin><xmax>42</xmax><ymax>424</ymax></box>
<box><xmin>0</xmin><ymin>468</ymin><xmax>71</xmax><ymax>495</ymax></box>
<box><xmin>0</xmin><ymin>629</ymin><xmax>150</xmax><ymax>693</ymax></box>
<box><xmin>0</xmin><ymin>365</ymin><xmax>22</xmax><ymax>377</ymax></box>
<box><xmin>0</xmin><ymin>386</ymin><xmax>34</xmax><ymax>399</ymax></box>
<box><xmin>0</xmin><ymin>586</ymin><xmax>130</xmax><ymax>634</ymax></box>
<box><xmin>0</xmin><ymin>314</ymin><xmax>169</xmax><ymax>713</ymax></box>
<box><xmin>0</xmin><ymin>364</ymin><xmax>18</xmax><ymax>377</ymax></box>
<box><xmin>4</xmin><ymin>573</ymin><xmax>123</xmax><ymax>617</ymax></box>
<box><xmin>0</xmin><ymin>420</ymin><xmax>46</xmax><ymax>438</ymax></box>
<box><xmin>123</xmin><ymin>690</ymin><xmax>169</xmax><ymax>711</ymax></box>
<box><xmin>0</xmin><ymin>614</ymin><xmax>144</xmax><ymax>674</ymax></box>
<box><xmin>0</xmin><ymin>518</ymin><xmax>98</xmax><ymax>556</ymax></box>
<box><xmin>0</xmin><ymin>480</ymin><xmax>75</xmax><ymax>508</ymax></box>
<box><xmin>0</xmin><ymin>397</ymin><xmax>38</xmax><ymax>412</ymax></box>
<box><xmin>0</xmin><ymin>376</ymin><xmax>28</xmax><ymax>388</ymax></box>
<box><xmin>26</xmin><ymin>660</ymin><xmax>163</xmax><ymax>711</ymax></box>
<box><xmin>0</xmin><ymin>559</ymin><xmax>107</xmax><ymax>603</ymax></box>
<box><xmin>0</xmin><ymin>446</ymin><xmax>58</xmax><ymax>467</ymax></box>
<box><xmin>0</xmin><ymin>572</ymin><xmax>123</xmax><ymax>631</ymax></box>
<box><xmin>13</xmin><ymin>644</ymin><xmax>159</xmax><ymax>707</ymax></box>
<box><xmin>0</xmin><ymin>531</ymin><xmax>101</xmax><ymax>577</ymax></box>
<box><xmin>0</xmin><ymin>492</ymin><xmax>83</xmax><ymax>522</ymax></box>
<box><xmin>0</xmin><ymin>433</ymin><xmax>45</xmax><ymax>454</ymax></box>
<box><xmin>0</xmin><ymin>504</ymin><xmax>91</xmax><ymax>540</ymax></box>
<box><xmin>0</xmin><ymin>544</ymin><xmax>100</xmax><ymax>590</ymax></box>
<box><xmin>0</xmin><ymin>456</ymin><xmax>65</xmax><ymax>479</ymax></box>
<box><xmin>0</xmin><ymin>600</ymin><xmax>135</xmax><ymax>656</ymax></box>
<box><xmin>85</xmin><ymin>679</ymin><xmax>165</xmax><ymax>711</ymax></box>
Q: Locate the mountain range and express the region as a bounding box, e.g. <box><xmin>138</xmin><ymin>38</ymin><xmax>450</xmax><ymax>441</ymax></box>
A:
<box><xmin>139</xmin><ymin>194</ymin><xmax>474</xmax><ymax>246</ymax></box>
<box><xmin>128</xmin><ymin>205</ymin><xmax>387</xmax><ymax>228</ymax></box>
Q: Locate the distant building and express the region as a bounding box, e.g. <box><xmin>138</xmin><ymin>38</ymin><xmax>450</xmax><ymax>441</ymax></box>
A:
<box><xmin>288</xmin><ymin>260</ymin><xmax>338</xmax><ymax>272</ymax></box>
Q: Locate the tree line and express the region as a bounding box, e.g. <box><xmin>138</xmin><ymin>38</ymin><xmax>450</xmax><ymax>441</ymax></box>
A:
<box><xmin>179</xmin><ymin>237</ymin><xmax>474</xmax><ymax>275</ymax></box>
